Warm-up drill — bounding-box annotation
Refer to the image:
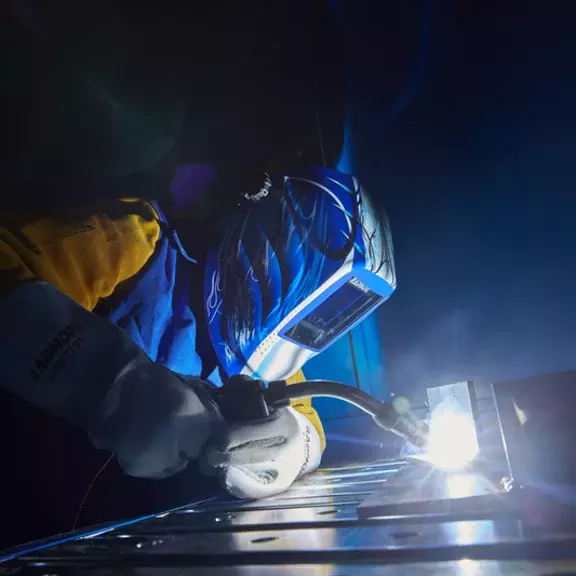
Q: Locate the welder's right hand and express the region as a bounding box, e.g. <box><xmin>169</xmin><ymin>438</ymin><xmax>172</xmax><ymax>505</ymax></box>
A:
<box><xmin>201</xmin><ymin>406</ymin><xmax>322</xmax><ymax>500</ymax></box>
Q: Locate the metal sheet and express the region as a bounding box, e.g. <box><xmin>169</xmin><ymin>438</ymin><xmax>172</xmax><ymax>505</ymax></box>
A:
<box><xmin>493</xmin><ymin>370</ymin><xmax>576</xmax><ymax>488</ymax></box>
<box><xmin>6</xmin><ymin>458</ymin><xmax>576</xmax><ymax>573</ymax></box>
<box><xmin>358</xmin><ymin>465</ymin><xmax>507</xmax><ymax>519</ymax></box>
<box><xmin>17</xmin><ymin>535</ymin><xmax>576</xmax><ymax>571</ymax></box>
<box><xmin>427</xmin><ymin>381</ymin><xmax>479</xmax><ymax>423</ymax></box>
<box><xmin>19</xmin><ymin>560</ymin><xmax>576</xmax><ymax>575</ymax></box>
<box><xmin>127</xmin><ymin>505</ymin><xmax>361</xmax><ymax>534</ymax></box>
<box><xmin>54</xmin><ymin>519</ymin><xmax>525</xmax><ymax>556</ymax></box>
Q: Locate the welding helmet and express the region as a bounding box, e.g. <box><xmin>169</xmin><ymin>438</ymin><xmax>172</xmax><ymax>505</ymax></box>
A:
<box><xmin>204</xmin><ymin>166</ymin><xmax>396</xmax><ymax>381</ymax></box>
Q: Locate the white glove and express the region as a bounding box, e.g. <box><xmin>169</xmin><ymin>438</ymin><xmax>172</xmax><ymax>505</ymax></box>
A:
<box><xmin>0</xmin><ymin>281</ymin><xmax>222</xmax><ymax>479</ymax></box>
<box><xmin>202</xmin><ymin>406</ymin><xmax>322</xmax><ymax>499</ymax></box>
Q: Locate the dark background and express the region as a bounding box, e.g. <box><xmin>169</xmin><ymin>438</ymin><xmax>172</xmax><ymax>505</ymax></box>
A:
<box><xmin>370</xmin><ymin>2</ymin><xmax>576</xmax><ymax>402</ymax></box>
<box><xmin>2</xmin><ymin>0</ymin><xmax>575</xmax><ymax>551</ymax></box>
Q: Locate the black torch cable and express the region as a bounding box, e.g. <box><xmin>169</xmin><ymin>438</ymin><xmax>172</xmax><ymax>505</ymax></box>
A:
<box><xmin>282</xmin><ymin>379</ymin><xmax>429</xmax><ymax>448</ymax></box>
<box><xmin>284</xmin><ymin>380</ymin><xmax>388</xmax><ymax>417</ymax></box>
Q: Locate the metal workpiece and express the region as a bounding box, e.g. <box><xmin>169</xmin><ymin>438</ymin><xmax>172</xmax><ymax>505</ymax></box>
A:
<box><xmin>427</xmin><ymin>381</ymin><xmax>479</xmax><ymax>422</ymax></box>
<box><xmin>493</xmin><ymin>370</ymin><xmax>576</xmax><ymax>486</ymax></box>
<box><xmin>30</xmin><ymin>519</ymin><xmax>524</xmax><ymax>556</ymax></box>
<box><xmin>5</xmin><ymin>458</ymin><xmax>576</xmax><ymax>574</ymax></box>
<box><xmin>14</xmin><ymin>532</ymin><xmax>576</xmax><ymax>572</ymax></box>
<box><xmin>12</xmin><ymin>560</ymin><xmax>576</xmax><ymax>575</ymax></box>
<box><xmin>358</xmin><ymin>465</ymin><xmax>509</xmax><ymax>519</ymax></box>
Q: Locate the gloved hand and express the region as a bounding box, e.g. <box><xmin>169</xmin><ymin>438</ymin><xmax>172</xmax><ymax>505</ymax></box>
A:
<box><xmin>90</xmin><ymin>360</ymin><xmax>223</xmax><ymax>479</ymax></box>
<box><xmin>201</xmin><ymin>406</ymin><xmax>322</xmax><ymax>499</ymax></box>
<box><xmin>0</xmin><ymin>281</ymin><xmax>222</xmax><ymax>479</ymax></box>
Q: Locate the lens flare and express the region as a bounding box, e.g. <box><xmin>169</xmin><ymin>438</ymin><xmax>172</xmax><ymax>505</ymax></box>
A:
<box><xmin>426</xmin><ymin>410</ymin><xmax>479</xmax><ymax>470</ymax></box>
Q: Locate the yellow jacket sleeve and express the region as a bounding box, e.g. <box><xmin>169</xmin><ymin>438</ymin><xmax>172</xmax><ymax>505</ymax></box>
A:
<box><xmin>287</xmin><ymin>369</ymin><xmax>326</xmax><ymax>452</ymax></box>
<box><xmin>0</xmin><ymin>199</ymin><xmax>160</xmax><ymax>310</ymax></box>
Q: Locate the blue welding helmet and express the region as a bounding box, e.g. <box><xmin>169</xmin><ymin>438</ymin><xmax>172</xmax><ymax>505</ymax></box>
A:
<box><xmin>204</xmin><ymin>166</ymin><xmax>396</xmax><ymax>381</ymax></box>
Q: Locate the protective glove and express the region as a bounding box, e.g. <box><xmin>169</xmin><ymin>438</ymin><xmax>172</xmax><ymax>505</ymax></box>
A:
<box><xmin>0</xmin><ymin>281</ymin><xmax>222</xmax><ymax>479</ymax></box>
<box><xmin>90</xmin><ymin>360</ymin><xmax>223</xmax><ymax>479</ymax></box>
<box><xmin>201</xmin><ymin>406</ymin><xmax>322</xmax><ymax>499</ymax></box>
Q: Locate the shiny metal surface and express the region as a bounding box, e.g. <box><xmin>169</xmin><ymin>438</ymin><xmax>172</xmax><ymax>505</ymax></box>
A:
<box><xmin>56</xmin><ymin>519</ymin><xmax>525</xmax><ymax>555</ymax></box>
<box><xmin>427</xmin><ymin>381</ymin><xmax>479</xmax><ymax>421</ymax></box>
<box><xmin>358</xmin><ymin>466</ymin><xmax>508</xmax><ymax>519</ymax></box>
<box><xmin>4</xmin><ymin>459</ymin><xmax>576</xmax><ymax>574</ymax></box>
<box><xmin>493</xmin><ymin>370</ymin><xmax>576</xmax><ymax>487</ymax></box>
<box><xmin>15</xmin><ymin>560</ymin><xmax>576</xmax><ymax>575</ymax></box>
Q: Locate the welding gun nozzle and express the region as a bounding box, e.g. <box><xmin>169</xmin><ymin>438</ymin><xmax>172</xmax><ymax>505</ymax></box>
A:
<box><xmin>372</xmin><ymin>407</ymin><xmax>429</xmax><ymax>449</ymax></box>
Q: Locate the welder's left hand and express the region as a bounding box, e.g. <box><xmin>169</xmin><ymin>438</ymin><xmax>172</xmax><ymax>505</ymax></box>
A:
<box><xmin>201</xmin><ymin>407</ymin><xmax>322</xmax><ymax>499</ymax></box>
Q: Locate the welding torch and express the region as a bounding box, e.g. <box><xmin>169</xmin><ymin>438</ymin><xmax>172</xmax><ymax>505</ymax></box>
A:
<box><xmin>214</xmin><ymin>376</ymin><xmax>429</xmax><ymax>449</ymax></box>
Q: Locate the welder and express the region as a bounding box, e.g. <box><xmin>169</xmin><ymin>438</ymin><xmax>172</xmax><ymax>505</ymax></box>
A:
<box><xmin>0</xmin><ymin>164</ymin><xmax>396</xmax><ymax>500</ymax></box>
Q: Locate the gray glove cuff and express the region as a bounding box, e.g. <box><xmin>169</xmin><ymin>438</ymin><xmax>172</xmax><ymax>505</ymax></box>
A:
<box><xmin>0</xmin><ymin>281</ymin><xmax>222</xmax><ymax>479</ymax></box>
<box><xmin>0</xmin><ymin>282</ymin><xmax>141</xmax><ymax>428</ymax></box>
<box><xmin>89</xmin><ymin>359</ymin><xmax>222</xmax><ymax>478</ymax></box>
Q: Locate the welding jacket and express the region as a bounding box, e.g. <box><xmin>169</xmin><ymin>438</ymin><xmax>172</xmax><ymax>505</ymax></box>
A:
<box><xmin>0</xmin><ymin>198</ymin><xmax>326</xmax><ymax>454</ymax></box>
